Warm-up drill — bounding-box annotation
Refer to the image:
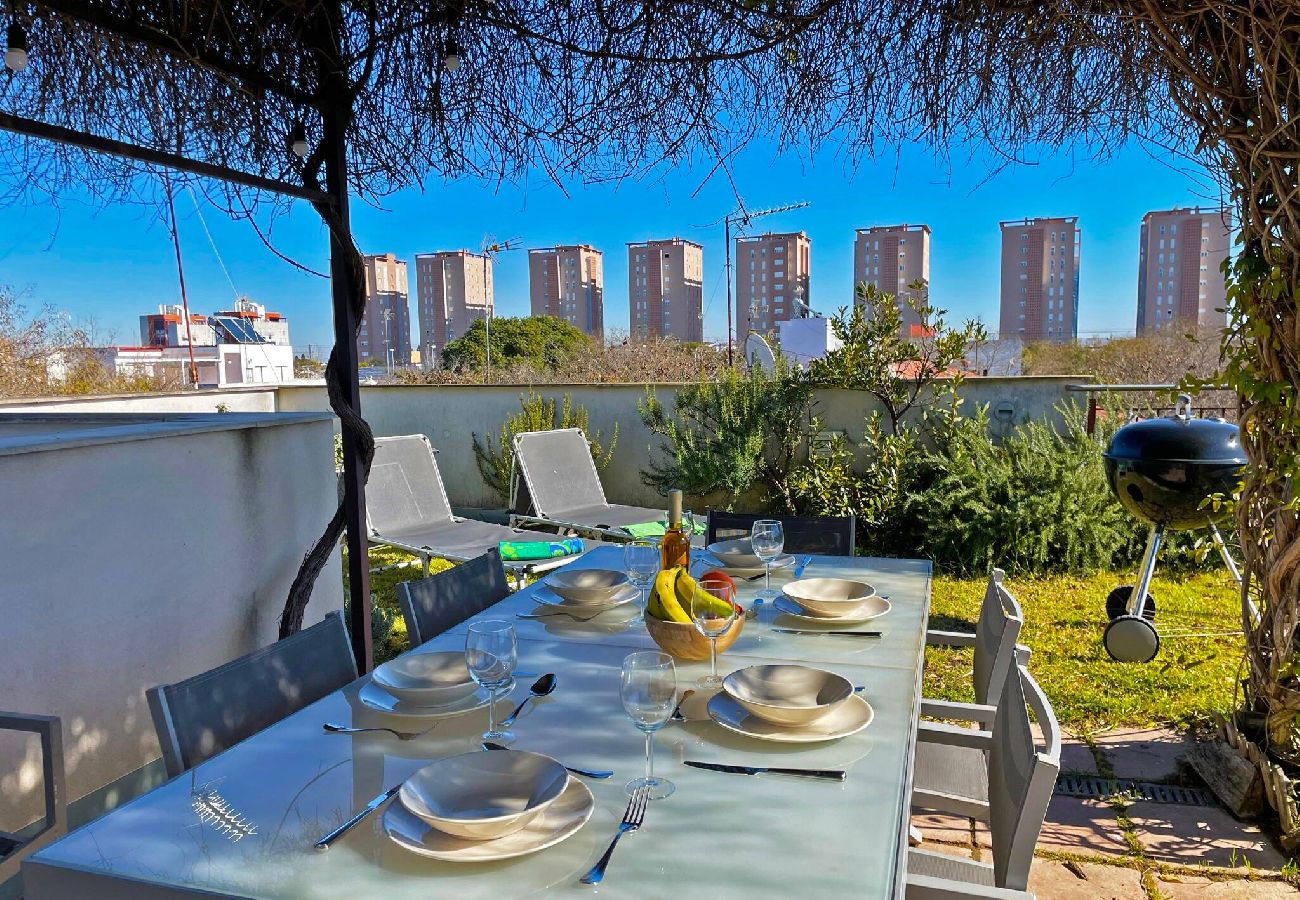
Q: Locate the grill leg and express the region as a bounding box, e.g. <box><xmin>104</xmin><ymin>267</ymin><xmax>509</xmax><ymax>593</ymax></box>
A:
<box><xmin>1129</xmin><ymin>525</ymin><xmax>1164</xmax><ymax>619</ymax></box>
<box><xmin>1208</xmin><ymin>519</ymin><xmax>1257</xmax><ymax>631</ymax></box>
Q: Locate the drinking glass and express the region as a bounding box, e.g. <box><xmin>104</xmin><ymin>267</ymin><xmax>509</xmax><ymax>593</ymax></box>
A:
<box><xmin>620</xmin><ymin>650</ymin><xmax>677</xmax><ymax>800</ymax></box>
<box><xmin>751</xmin><ymin>519</ymin><xmax>785</xmax><ymax>603</ymax></box>
<box><xmin>690</xmin><ymin>582</ymin><xmax>738</xmax><ymax>689</ymax></box>
<box><xmin>465</xmin><ymin>619</ymin><xmax>517</xmax><ymax>744</ymax></box>
<box><xmin>624</xmin><ymin>539</ymin><xmax>660</xmax><ymax>626</ymax></box>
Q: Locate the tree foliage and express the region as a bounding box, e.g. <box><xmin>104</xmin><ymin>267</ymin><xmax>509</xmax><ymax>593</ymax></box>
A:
<box><xmin>471</xmin><ymin>391</ymin><xmax>617</xmax><ymax>504</ymax></box>
<box><xmin>639</xmin><ymin>359</ymin><xmax>814</xmax><ymax>511</ymax></box>
<box><xmin>442</xmin><ymin>316</ymin><xmax>591</xmax><ymax>373</ymax></box>
<box><xmin>809</xmin><ymin>283</ymin><xmax>983</xmax><ymax>434</ymax></box>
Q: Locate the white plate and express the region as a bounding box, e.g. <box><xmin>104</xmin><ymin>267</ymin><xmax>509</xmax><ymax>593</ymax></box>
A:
<box><xmin>358</xmin><ymin>679</ymin><xmax>511</xmax><ymax>720</ymax></box>
<box><xmin>384</xmin><ymin>776</ymin><xmax>594</xmax><ymax>862</ymax></box>
<box><xmin>533</xmin><ymin>583</ymin><xmax>640</xmax><ymax>612</ymax></box>
<box><xmin>697</xmin><ymin>553</ymin><xmax>797</xmax><ymax>577</ymax></box>
<box><xmin>773</xmin><ymin>595</ymin><xmax>891</xmax><ymax>625</ymax></box>
<box><xmin>707</xmin><ymin>691</ymin><xmax>874</xmax><ymax>743</ymax></box>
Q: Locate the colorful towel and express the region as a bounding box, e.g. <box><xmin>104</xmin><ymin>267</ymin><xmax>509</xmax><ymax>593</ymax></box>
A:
<box><xmin>498</xmin><ymin>538</ymin><xmax>584</xmax><ymax>561</ymax></box>
<box><xmin>621</xmin><ymin>519</ymin><xmax>706</xmax><ymax>538</ymax></box>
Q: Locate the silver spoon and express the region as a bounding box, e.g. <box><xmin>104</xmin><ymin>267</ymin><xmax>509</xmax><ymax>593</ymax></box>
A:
<box><xmin>482</xmin><ymin>741</ymin><xmax>613</xmax><ymax>779</ymax></box>
<box><xmin>500</xmin><ymin>673</ymin><xmax>557</xmax><ymax>726</ymax></box>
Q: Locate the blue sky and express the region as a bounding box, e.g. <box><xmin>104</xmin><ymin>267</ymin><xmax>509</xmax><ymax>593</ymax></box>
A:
<box><xmin>0</xmin><ymin>138</ymin><xmax>1223</xmax><ymax>350</ymax></box>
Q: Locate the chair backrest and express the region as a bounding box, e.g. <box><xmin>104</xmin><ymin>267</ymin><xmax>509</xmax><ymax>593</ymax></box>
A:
<box><xmin>0</xmin><ymin>713</ymin><xmax>65</xmax><ymax>883</ymax></box>
<box><xmin>705</xmin><ymin>511</ymin><xmax>857</xmax><ymax>556</ymax></box>
<box><xmin>147</xmin><ymin>611</ymin><xmax>357</xmax><ymax>777</ymax></box>
<box><xmin>512</xmin><ymin>428</ymin><xmax>608</xmax><ymax>518</ymax></box>
<box><xmin>972</xmin><ymin>569</ymin><xmax>1024</xmax><ymax>708</ymax></box>
<box><xmin>367</xmin><ymin>435</ymin><xmax>455</xmax><ymax>535</ymax></box>
<box><xmin>988</xmin><ymin>665</ymin><xmax>1062</xmax><ymax>891</ymax></box>
<box><xmin>397</xmin><ymin>549</ymin><xmax>511</xmax><ymax>647</ymax></box>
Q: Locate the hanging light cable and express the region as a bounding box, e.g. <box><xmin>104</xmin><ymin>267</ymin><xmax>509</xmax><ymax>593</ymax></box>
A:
<box><xmin>5</xmin><ymin>20</ymin><xmax>28</xmax><ymax>72</ymax></box>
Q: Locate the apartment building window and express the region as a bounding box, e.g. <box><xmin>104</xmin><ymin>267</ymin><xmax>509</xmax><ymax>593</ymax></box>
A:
<box><xmin>1170</xmin><ymin>224</ymin><xmax>1177</xmax><ymax>234</ymax></box>
<box><xmin>1021</xmin><ymin>234</ymin><xmax>1028</xmax><ymax>241</ymax></box>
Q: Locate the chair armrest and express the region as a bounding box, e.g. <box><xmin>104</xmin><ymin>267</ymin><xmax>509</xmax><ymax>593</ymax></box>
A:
<box><xmin>917</xmin><ymin>721</ymin><xmax>993</xmax><ymax>750</ymax></box>
<box><xmin>1015</xmin><ymin>643</ymin><xmax>1032</xmax><ymax>665</ymax></box>
<box><xmin>920</xmin><ymin>699</ymin><xmax>997</xmax><ymax>725</ymax></box>
<box><xmin>925</xmin><ymin>630</ymin><xmax>977</xmax><ymax>648</ymax></box>
<box><xmin>907</xmin><ymin>874</ymin><xmax>1031</xmax><ymax>899</ymax></box>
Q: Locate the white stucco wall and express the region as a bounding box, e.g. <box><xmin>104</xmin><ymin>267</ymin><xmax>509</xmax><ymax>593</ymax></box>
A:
<box><xmin>0</xmin><ymin>386</ymin><xmax>279</xmax><ymax>415</ymax></box>
<box><xmin>0</xmin><ymin>412</ymin><xmax>342</xmax><ymax>830</ymax></box>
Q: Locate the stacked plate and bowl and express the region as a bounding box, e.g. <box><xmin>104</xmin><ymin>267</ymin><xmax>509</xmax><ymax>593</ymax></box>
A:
<box><xmin>384</xmin><ymin>749</ymin><xmax>595</xmax><ymax>862</ymax></box>
<box><xmin>775</xmin><ymin>577</ymin><xmax>891</xmax><ymax>625</ymax></box>
<box><xmin>703</xmin><ymin>539</ymin><xmax>796</xmax><ymax>576</ymax></box>
<box><xmin>537</xmin><ymin>568</ymin><xmax>639</xmax><ymax>616</ymax></box>
<box><xmin>358</xmin><ymin>651</ymin><xmax>499</xmax><ymax>718</ymax></box>
<box><xmin>707</xmin><ymin>663</ymin><xmax>875</xmax><ymax>743</ymax></box>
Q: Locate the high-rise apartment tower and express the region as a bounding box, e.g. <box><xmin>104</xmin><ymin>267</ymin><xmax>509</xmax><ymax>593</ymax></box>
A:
<box><xmin>528</xmin><ymin>244</ymin><xmax>604</xmax><ymax>340</ymax></box>
<box><xmin>627</xmin><ymin>238</ymin><xmax>704</xmax><ymax>342</ymax></box>
<box><xmin>734</xmin><ymin>231</ymin><xmax>811</xmax><ymax>341</ymax></box>
<box><xmin>998</xmin><ymin>217</ymin><xmax>1080</xmax><ymax>342</ymax></box>
<box><xmin>414</xmin><ymin>250</ymin><xmax>493</xmax><ymax>365</ymax></box>
<box><xmin>1136</xmin><ymin>207</ymin><xmax>1230</xmax><ymax>334</ymax></box>
<box><xmin>360</xmin><ymin>253</ymin><xmax>411</xmax><ymax>366</ymax></box>
<box><xmin>853</xmin><ymin>224</ymin><xmax>931</xmax><ymax>337</ymax></box>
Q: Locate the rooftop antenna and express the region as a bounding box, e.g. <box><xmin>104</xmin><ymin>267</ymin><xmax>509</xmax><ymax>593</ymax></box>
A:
<box><xmin>480</xmin><ymin>235</ymin><xmax>521</xmax><ymax>380</ymax></box>
<box><xmin>724</xmin><ymin>200</ymin><xmax>809</xmax><ymax>365</ymax></box>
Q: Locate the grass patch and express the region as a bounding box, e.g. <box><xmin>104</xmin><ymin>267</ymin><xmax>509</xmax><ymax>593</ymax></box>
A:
<box><xmin>924</xmin><ymin>570</ymin><xmax>1244</xmax><ymax>734</ymax></box>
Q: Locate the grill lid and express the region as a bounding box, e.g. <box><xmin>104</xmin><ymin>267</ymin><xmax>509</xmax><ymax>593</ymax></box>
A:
<box><xmin>1103</xmin><ymin>395</ymin><xmax>1244</xmax><ymax>465</ymax></box>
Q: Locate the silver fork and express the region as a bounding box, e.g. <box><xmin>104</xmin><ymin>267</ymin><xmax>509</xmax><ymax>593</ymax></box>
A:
<box><xmin>322</xmin><ymin>723</ymin><xmax>435</xmax><ymax>741</ymax></box>
<box><xmin>579</xmin><ymin>786</ymin><xmax>648</xmax><ymax>885</ymax></box>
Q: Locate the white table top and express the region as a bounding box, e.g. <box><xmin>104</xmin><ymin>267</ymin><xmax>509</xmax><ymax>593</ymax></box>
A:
<box><xmin>26</xmin><ymin>548</ymin><xmax>931</xmax><ymax>899</ymax></box>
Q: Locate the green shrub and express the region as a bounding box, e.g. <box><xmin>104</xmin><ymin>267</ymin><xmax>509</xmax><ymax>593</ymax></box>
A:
<box><xmin>639</xmin><ymin>359</ymin><xmax>814</xmax><ymax>511</ymax></box>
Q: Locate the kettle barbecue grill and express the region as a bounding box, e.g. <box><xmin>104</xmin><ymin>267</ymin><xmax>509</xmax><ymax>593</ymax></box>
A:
<box><xmin>1101</xmin><ymin>394</ymin><xmax>1246</xmax><ymax>662</ymax></box>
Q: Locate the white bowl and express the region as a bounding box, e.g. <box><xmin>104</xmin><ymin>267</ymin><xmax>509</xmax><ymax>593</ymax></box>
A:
<box><xmin>706</xmin><ymin>539</ymin><xmax>762</xmax><ymax>568</ymax></box>
<box><xmin>372</xmin><ymin>651</ymin><xmax>479</xmax><ymax>707</ymax></box>
<box><xmin>722</xmin><ymin>664</ymin><xmax>854</xmax><ymax>727</ymax></box>
<box><xmin>544</xmin><ymin>569</ymin><xmax>630</xmax><ymax>605</ymax></box>
<box><xmin>782</xmin><ymin>577</ymin><xmax>876</xmax><ymax>617</ymax></box>
<box><xmin>400</xmin><ymin>750</ymin><xmax>570</xmax><ymax>841</ymax></box>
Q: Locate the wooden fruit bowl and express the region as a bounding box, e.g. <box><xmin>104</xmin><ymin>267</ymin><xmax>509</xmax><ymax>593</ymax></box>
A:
<box><xmin>644</xmin><ymin>610</ymin><xmax>745</xmax><ymax>661</ymax></box>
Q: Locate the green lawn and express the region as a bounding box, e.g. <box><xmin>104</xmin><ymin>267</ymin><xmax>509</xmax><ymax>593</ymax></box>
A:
<box><xmin>926</xmin><ymin>570</ymin><xmax>1243</xmax><ymax>735</ymax></box>
<box><xmin>348</xmin><ymin>550</ymin><xmax>1243</xmax><ymax>734</ymax></box>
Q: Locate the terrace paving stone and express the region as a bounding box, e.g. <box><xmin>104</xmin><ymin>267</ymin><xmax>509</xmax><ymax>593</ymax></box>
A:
<box><xmin>1034</xmin><ymin>795</ymin><xmax>1133</xmax><ymax>858</ymax></box>
<box><xmin>1153</xmin><ymin>874</ymin><xmax>1299</xmax><ymax>897</ymax></box>
<box><xmin>1128</xmin><ymin>801</ymin><xmax>1286</xmax><ymax>871</ymax></box>
<box><xmin>912</xmin><ymin>810</ymin><xmax>974</xmax><ymax>846</ymax></box>
<box><xmin>1027</xmin><ymin>859</ymin><xmax>1145</xmax><ymax>899</ymax></box>
<box><xmin>1094</xmin><ymin>727</ymin><xmax>1194</xmax><ymax>781</ymax></box>
<box><xmin>1033</xmin><ymin>724</ymin><xmax>1100</xmax><ymax>774</ymax></box>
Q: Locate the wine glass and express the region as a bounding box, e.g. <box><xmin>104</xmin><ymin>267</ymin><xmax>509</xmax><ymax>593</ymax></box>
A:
<box><xmin>751</xmin><ymin>519</ymin><xmax>785</xmax><ymax>604</ymax></box>
<box><xmin>620</xmin><ymin>650</ymin><xmax>677</xmax><ymax>800</ymax></box>
<box><xmin>624</xmin><ymin>540</ymin><xmax>660</xmax><ymax>626</ymax></box>
<box><xmin>465</xmin><ymin>619</ymin><xmax>517</xmax><ymax>744</ymax></box>
<box><xmin>690</xmin><ymin>582</ymin><xmax>738</xmax><ymax>689</ymax></box>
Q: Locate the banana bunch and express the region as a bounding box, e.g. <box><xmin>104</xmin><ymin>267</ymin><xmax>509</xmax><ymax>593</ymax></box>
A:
<box><xmin>646</xmin><ymin>566</ymin><xmax>736</xmax><ymax>623</ymax></box>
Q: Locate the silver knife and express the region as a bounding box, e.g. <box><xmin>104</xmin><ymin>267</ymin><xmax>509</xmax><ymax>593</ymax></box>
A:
<box><xmin>772</xmin><ymin>628</ymin><xmax>882</xmax><ymax>637</ymax></box>
<box><xmin>314</xmin><ymin>783</ymin><xmax>402</xmax><ymax>850</ymax></box>
<box><xmin>683</xmin><ymin>760</ymin><xmax>846</xmax><ymax>781</ymax></box>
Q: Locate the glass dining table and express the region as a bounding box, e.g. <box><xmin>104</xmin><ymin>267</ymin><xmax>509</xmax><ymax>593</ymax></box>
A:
<box><xmin>23</xmin><ymin>546</ymin><xmax>932</xmax><ymax>899</ymax></box>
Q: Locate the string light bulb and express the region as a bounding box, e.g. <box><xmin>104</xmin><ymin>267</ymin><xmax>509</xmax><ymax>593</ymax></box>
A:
<box><xmin>443</xmin><ymin>37</ymin><xmax>462</xmax><ymax>73</ymax></box>
<box><xmin>288</xmin><ymin>120</ymin><xmax>308</xmax><ymax>158</ymax></box>
<box><xmin>5</xmin><ymin>21</ymin><xmax>28</xmax><ymax>72</ymax></box>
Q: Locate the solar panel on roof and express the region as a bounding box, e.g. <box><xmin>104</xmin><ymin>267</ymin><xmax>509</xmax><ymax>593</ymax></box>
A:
<box><xmin>213</xmin><ymin>316</ymin><xmax>266</xmax><ymax>343</ymax></box>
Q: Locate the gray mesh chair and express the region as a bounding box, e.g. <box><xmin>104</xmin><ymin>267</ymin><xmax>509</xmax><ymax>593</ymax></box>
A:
<box><xmin>908</xmin><ymin>665</ymin><xmax>1061</xmax><ymax>892</ymax></box>
<box><xmin>147</xmin><ymin>611</ymin><xmax>357</xmax><ymax>777</ymax></box>
<box><xmin>906</xmin><ymin>876</ymin><xmax>1033</xmax><ymax>899</ymax></box>
<box><xmin>369</xmin><ymin>434</ymin><xmax>592</xmax><ymax>578</ymax></box>
<box><xmin>706</xmin><ymin>511</ymin><xmax>856</xmax><ymax>556</ymax></box>
<box><xmin>0</xmin><ymin>713</ymin><xmax>65</xmax><ymax>884</ymax></box>
<box><xmin>913</xmin><ymin>569</ymin><xmax>1026</xmax><ymax>817</ymax></box>
<box><xmin>398</xmin><ymin>549</ymin><xmax>511</xmax><ymax>647</ymax></box>
<box><xmin>509</xmin><ymin>428</ymin><xmax>666</xmax><ymax>541</ymax></box>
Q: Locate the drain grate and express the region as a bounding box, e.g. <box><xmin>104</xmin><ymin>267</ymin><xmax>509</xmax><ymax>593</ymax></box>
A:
<box><xmin>1054</xmin><ymin>774</ymin><xmax>1216</xmax><ymax>806</ymax></box>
